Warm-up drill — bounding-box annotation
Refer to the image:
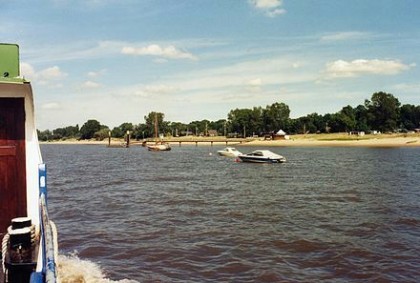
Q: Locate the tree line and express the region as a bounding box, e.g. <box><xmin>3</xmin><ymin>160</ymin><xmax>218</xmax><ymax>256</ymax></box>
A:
<box><xmin>37</xmin><ymin>91</ymin><xmax>420</xmax><ymax>141</ymax></box>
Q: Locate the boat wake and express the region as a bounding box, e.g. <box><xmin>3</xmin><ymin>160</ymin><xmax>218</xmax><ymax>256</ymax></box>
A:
<box><xmin>58</xmin><ymin>254</ymin><xmax>138</xmax><ymax>283</ymax></box>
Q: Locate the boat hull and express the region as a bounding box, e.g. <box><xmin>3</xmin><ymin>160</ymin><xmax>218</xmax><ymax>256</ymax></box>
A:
<box><xmin>218</xmin><ymin>152</ymin><xmax>236</xmax><ymax>157</ymax></box>
<box><xmin>237</xmin><ymin>149</ymin><xmax>286</xmax><ymax>164</ymax></box>
<box><xmin>217</xmin><ymin>147</ymin><xmax>242</xmax><ymax>157</ymax></box>
<box><xmin>217</xmin><ymin>151</ymin><xmax>240</xmax><ymax>157</ymax></box>
<box><xmin>147</xmin><ymin>144</ymin><xmax>171</xmax><ymax>151</ymax></box>
<box><xmin>238</xmin><ymin>156</ymin><xmax>286</xmax><ymax>163</ymax></box>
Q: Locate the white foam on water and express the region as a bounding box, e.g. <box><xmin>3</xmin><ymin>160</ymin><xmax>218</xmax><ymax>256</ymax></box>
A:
<box><xmin>57</xmin><ymin>253</ymin><xmax>139</xmax><ymax>283</ymax></box>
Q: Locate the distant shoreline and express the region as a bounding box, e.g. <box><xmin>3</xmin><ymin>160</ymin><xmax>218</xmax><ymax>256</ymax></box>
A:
<box><xmin>40</xmin><ymin>133</ymin><xmax>420</xmax><ymax>147</ymax></box>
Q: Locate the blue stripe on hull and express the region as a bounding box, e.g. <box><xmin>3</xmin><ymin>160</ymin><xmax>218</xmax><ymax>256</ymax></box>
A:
<box><xmin>239</xmin><ymin>157</ymin><xmax>282</xmax><ymax>163</ymax></box>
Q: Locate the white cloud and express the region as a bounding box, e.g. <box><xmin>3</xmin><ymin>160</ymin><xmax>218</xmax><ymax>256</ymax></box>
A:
<box><xmin>41</xmin><ymin>102</ymin><xmax>61</xmax><ymax>110</ymax></box>
<box><xmin>245</xmin><ymin>78</ymin><xmax>263</xmax><ymax>93</ymax></box>
<box><xmin>82</xmin><ymin>81</ymin><xmax>101</xmax><ymax>89</ymax></box>
<box><xmin>155</xmin><ymin>57</ymin><xmax>315</xmax><ymax>100</ymax></box>
<box><xmin>267</xmin><ymin>8</ymin><xmax>286</xmax><ymax>17</ymax></box>
<box><xmin>20</xmin><ymin>63</ymin><xmax>67</xmax><ymax>87</ymax></box>
<box><xmin>320</xmin><ymin>31</ymin><xmax>369</xmax><ymax>42</ymax></box>
<box><xmin>292</xmin><ymin>62</ymin><xmax>301</xmax><ymax>69</ymax></box>
<box><xmin>20</xmin><ymin>63</ymin><xmax>66</xmax><ymax>80</ymax></box>
<box><xmin>393</xmin><ymin>82</ymin><xmax>420</xmax><ymax>93</ymax></box>
<box><xmin>121</xmin><ymin>44</ymin><xmax>197</xmax><ymax>60</ymax></box>
<box><xmin>37</xmin><ymin>66</ymin><xmax>67</xmax><ymax>87</ymax></box>
<box><xmin>323</xmin><ymin>59</ymin><xmax>412</xmax><ymax>79</ymax></box>
<box><xmin>130</xmin><ymin>84</ymin><xmax>179</xmax><ymax>98</ymax></box>
<box><xmin>38</xmin><ymin>66</ymin><xmax>67</xmax><ymax>80</ymax></box>
<box><xmin>251</xmin><ymin>0</ymin><xmax>282</xmax><ymax>9</ymax></box>
<box><xmin>247</xmin><ymin>78</ymin><xmax>262</xmax><ymax>86</ymax></box>
<box><xmin>250</xmin><ymin>0</ymin><xmax>286</xmax><ymax>17</ymax></box>
<box><xmin>87</xmin><ymin>69</ymin><xmax>107</xmax><ymax>78</ymax></box>
<box><xmin>20</xmin><ymin>62</ymin><xmax>36</xmax><ymax>78</ymax></box>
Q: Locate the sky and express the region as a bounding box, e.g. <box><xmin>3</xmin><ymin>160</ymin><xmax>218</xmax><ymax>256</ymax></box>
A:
<box><xmin>1</xmin><ymin>0</ymin><xmax>419</xmax><ymax>130</ymax></box>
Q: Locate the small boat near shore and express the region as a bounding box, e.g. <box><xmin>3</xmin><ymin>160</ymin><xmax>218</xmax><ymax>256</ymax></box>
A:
<box><xmin>217</xmin><ymin>147</ymin><xmax>242</xmax><ymax>157</ymax></box>
<box><xmin>237</xmin><ymin>150</ymin><xmax>286</xmax><ymax>163</ymax></box>
<box><xmin>147</xmin><ymin>113</ymin><xmax>171</xmax><ymax>151</ymax></box>
<box><xmin>0</xmin><ymin>44</ymin><xmax>58</xmax><ymax>282</ymax></box>
<box><xmin>147</xmin><ymin>141</ymin><xmax>171</xmax><ymax>151</ymax></box>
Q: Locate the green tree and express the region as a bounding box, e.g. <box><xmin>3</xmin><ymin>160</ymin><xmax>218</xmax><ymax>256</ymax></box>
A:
<box><xmin>303</xmin><ymin>115</ymin><xmax>318</xmax><ymax>133</ymax></box>
<box><xmin>37</xmin><ymin>129</ymin><xmax>52</xmax><ymax>141</ymax></box>
<box><xmin>306</xmin><ymin>113</ymin><xmax>326</xmax><ymax>133</ymax></box>
<box><xmin>112</xmin><ymin>122</ymin><xmax>134</xmax><ymax>138</ymax></box>
<box><xmin>288</xmin><ymin>113</ymin><xmax>325</xmax><ymax>134</ymax></box>
<box><xmin>93</xmin><ymin>128</ymin><xmax>110</xmax><ymax>141</ymax></box>
<box><xmin>400</xmin><ymin>104</ymin><xmax>420</xmax><ymax>130</ymax></box>
<box><xmin>355</xmin><ymin>105</ymin><xmax>370</xmax><ymax>132</ymax></box>
<box><xmin>287</xmin><ymin>118</ymin><xmax>300</xmax><ymax>134</ymax></box>
<box><xmin>210</xmin><ymin>119</ymin><xmax>227</xmax><ymax>136</ymax></box>
<box><xmin>228</xmin><ymin>108</ymin><xmax>254</xmax><ymax>137</ymax></box>
<box><xmin>338</xmin><ymin>105</ymin><xmax>356</xmax><ymax>132</ymax></box>
<box><xmin>168</xmin><ymin>121</ymin><xmax>187</xmax><ymax>137</ymax></box>
<box><xmin>249</xmin><ymin>107</ymin><xmax>264</xmax><ymax>135</ymax></box>
<box><xmin>144</xmin><ymin>111</ymin><xmax>167</xmax><ymax>137</ymax></box>
<box><xmin>327</xmin><ymin>113</ymin><xmax>348</xmax><ymax>133</ymax></box>
<box><xmin>80</xmin><ymin>119</ymin><xmax>101</xmax><ymax>139</ymax></box>
<box><xmin>263</xmin><ymin>102</ymin><xmax>290</xmax><ymax>132</ymax></box>
<box><xmin>132</xmin><ymin>123</ymin><xmax>150</xmax><ymax>139</ymax></box>
<box><xmin>365</xmin><ymin>92</ymin><xmax>400</xmax><ymax>132</ymax></box>
<box><xmin>187</xmin><ymin>120</ymin><xmax>211</xmax><ymax>136</ymax></box>
<box><xmin>52</xmin><ymin>125</ymin><xmax>79</xmax><ymax>139</ymax></box>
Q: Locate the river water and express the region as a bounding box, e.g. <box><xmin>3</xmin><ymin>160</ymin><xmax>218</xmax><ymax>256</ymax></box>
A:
<box><xmin>41</xmin><ymin>144</ymin><xmax>420</xmax><ymax>282</ymax></box>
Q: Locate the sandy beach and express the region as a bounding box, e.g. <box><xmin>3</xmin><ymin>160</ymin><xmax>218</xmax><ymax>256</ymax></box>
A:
<box><xmin>245</xmin><ymin>136</ymin><xmax>420</xmax><ymax>147</ymax></box>
<box><xmin>41</xmin><ymin>133</ymin><xmax>420</xmax><ymax>147</ymax></box>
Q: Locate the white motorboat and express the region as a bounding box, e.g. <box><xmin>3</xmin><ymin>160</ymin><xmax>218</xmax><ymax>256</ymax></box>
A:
<box><xmin>237</xmin><ymin>150</ymin><xmax>286</xmax><ymax>163</ymax></box>
<box><xmin>217</xmin><ymin>147</ymin><xmax>242</xmax><ymax>157</ymax></box>
<box><xmin>0</xmin><ymin>44</ymin><xmax>58</xmax><ymax>282</ymax></box>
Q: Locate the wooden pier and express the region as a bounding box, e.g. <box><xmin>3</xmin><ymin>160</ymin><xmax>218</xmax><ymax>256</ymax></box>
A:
<box><xmin>107</xmin><ymin>131</ymin><xmax>130</xmax><ymax>148</ymax></box>
<box><xmin>132</xmin><ymin>138</ymin><xmax>253</xmax><ymax>147</ymax></box>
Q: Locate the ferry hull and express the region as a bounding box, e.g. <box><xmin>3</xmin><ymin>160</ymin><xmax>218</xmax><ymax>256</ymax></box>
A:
<box><xmin>0</xmin><ymin>43</ymin><xmax>58</xmax><ymax>283</ymax></box>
